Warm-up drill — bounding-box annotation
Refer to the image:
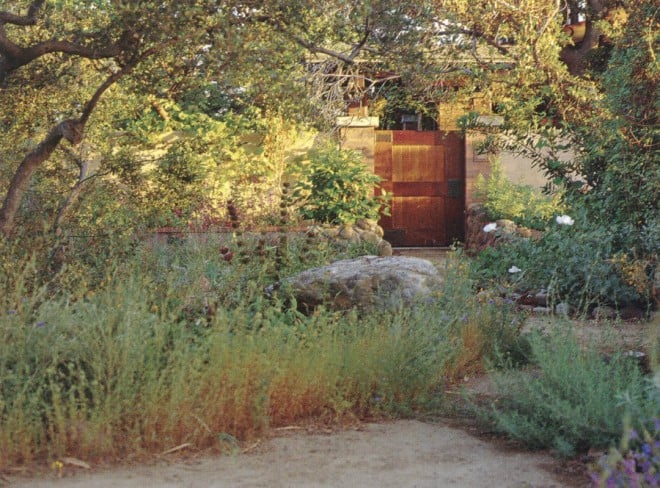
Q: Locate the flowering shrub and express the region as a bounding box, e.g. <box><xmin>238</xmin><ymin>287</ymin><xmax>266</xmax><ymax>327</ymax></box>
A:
<box><xmin>590</xmin><ymin>419</ymin><xmax>660</xmax><ymax>487</ymax></box>
<box><xmin>556</xmin><ymin>215</ymin><xmax>575</xmax><ymax>226</ymax></box>
<box><xmin>471</xmin><ymin>216</ymin><xmax>653</xmax><ymax>309</ymax></box>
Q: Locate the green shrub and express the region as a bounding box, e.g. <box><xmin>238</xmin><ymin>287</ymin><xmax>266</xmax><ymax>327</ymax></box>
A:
<box><xmin>291</xmin><ymin>145</ymin><xmax>390</xmax><ymax>224</ymax></box>
<box><xmin>470</xmin><ymin>217</ymin><xmax>654</xmax><ymax>309</ymax></box>
<box><xmin>475</xmin><ymin>159</ymin><xmax>564</xmax><ymax>231</ymax></box>
<box><xmin>485</xmin><ymin>328</ymin><xmax>658</xmax><ymax>458</ymax></box>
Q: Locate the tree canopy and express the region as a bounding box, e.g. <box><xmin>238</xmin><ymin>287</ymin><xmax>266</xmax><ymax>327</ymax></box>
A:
<box><xmin>0</xmin><ymin>0</ymin><xmax>657</xmax><ymax>244</ymax></box>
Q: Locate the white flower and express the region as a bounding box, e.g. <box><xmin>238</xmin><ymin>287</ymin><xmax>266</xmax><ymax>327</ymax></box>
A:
<box><xmin>555</xmin><ymin>215</ymin><xmax>574</xmax><ymax>226</ymax></box>
<box><xmin>483</xmin><ymin>222</ymin><xmax>497</xmax><ymax>233</ymax></box>
<box><xmin>508</xmin><ymin>266</ymin><xmax>522</xmax><ymax>274</ymax></box>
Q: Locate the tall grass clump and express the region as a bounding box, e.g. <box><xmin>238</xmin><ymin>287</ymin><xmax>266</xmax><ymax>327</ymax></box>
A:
<box><xmin>485</xmin><ymin>327</ymin><xmax>658</xmax><ymax>458</ymax></box>
<box><xmin>0</xmin><ymin>235</ymin><xmax>521</xmax><ymax>468</ymax></box>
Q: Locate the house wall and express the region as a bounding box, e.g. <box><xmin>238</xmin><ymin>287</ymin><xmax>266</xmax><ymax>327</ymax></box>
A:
<box><xmin>465</xmin><ymin>131</ymin><xmax>551</xmax><ymax>208</ymax></box>
<box><xmin>336</xmin><ymin>116</ymin><xmax>379</xmax><ymax>172</ymax></box>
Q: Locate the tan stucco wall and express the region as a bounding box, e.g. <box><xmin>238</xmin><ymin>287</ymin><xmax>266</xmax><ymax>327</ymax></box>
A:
<box><xmin>337</xmin><ymin>117</ymin><xmax>379</xmax><ymax>172</ymax></box>
<box><xmin>499</xmin><ymin>150</ymin><xmax>550</xmax><ymax>188</ymax></box>
<box><xmin>466</xmin><ymin>131</ymin><xmax>565</xmax><ymax>207</ymax></box>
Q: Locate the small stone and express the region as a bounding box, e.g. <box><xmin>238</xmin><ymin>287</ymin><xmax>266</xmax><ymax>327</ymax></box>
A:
<box><xmin>361</xmin><ymin>230</ymin><xmax>382</xmax><ymax>246</ymax></box>
<box><xmin>619</xmin><ymin>305</ymin><xmax>645</xmax><ymax>321</ymax></box>
<box><xmin>378</xmin><ymin>240</ymin><xmax>393</xmax><ymax>257</ymax></box>
<box><xmin>323</xmin><ymin>227</ymin><xmax>339</xmax><ymax>239</ymax></box>
<box><xmin>355</xmin><ymin>218</ymin><xmax>370</xmax><ymax>230</ymax></box>
<box><xmin>533</xmin><ymin>292</ymin><xmax>548</xmax><ymax>307</ymax></box>
<box><xmin>517</xmin><ymin>293</ymin><xmax>536</xmax><ymax>306</ymax></box>
<box><xmin>495</xmin><ymin>219</ymin><xmax>517</xmax><ymax>234</ymax></box>
<box><xmin>554</xmin><ymin>302</ymin><xmax>572</xmax><ymax>315</ymax></box>
<box><xmin>338</xmin><ymin>225</ymin><xmax>355</xmax><ymax>240</ymax></box>
<box><xmin>592</xmin><ymin>305</ymin><xmax>617</xmax><ymax>320</ymax></box>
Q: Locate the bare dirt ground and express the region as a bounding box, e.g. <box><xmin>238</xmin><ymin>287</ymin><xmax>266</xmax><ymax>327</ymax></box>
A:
<box><xmin>6</xmin><ymin>419</ymin><xmax>585</xmax><ymax>488</ymax></box>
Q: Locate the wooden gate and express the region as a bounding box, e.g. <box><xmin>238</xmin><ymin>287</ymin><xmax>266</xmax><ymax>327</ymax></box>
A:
<box><xmin>375</xmin><ymin>131</ymin><xmax>465</xmax><ymax>247</ymax></box>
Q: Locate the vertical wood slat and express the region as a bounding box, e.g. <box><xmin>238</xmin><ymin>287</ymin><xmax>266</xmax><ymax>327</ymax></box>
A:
<box><xmin>375</xmin><ymin>130</ymin><xmax>465</xmax><ymax>246</ymax></box>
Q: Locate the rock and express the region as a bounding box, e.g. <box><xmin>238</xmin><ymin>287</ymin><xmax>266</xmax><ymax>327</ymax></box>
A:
<box><xmin>495</xmin><ymin>219</ymin><xmax>518</xmax><ymax>234</ymax></box>
<box><xmin>338</xmin><ymin>225</ymin><xmax>356</xmax><ymax>240</ymax></box>
<box><xmin>354</xmin><ymin>218</ymin><xmax>371</xmax><ymax>230</ymax></box>
<box><xmin>554</xmin><ymin>302</ymin><xmax>572</xmax><ymax>316</ymax></box>
<box><xmin>464</xmin><ymin>204</ymin><xmax>544</xmax><ymax>254</ymax></box>
<box><xmin>275</xmin><ymin>255</ymin><xmax>443</xmax><ymax>313</ymax></box>
<box><xmin>619</xmin><ymin>305</ymin><xmax>645</xmax><ymax>321</ymax></box>
<box><xmin>322</xmin><ymin>227</ymin><xmax>340</xmax><ymax>238</ymax></box>
<box><xmin>378</xmin><ymin>240</ymin><xmax>393</xmax><ymax>257</ymax></box>
<box><xmin>360</xmin><ymin>230</ymin><xmax>382</xmax><ymax>246</ymax></box>
<box><xmin>517</xmin><ymin>293</ymin><xmax>537</xmax><ymax>306</ymax></box>
<box><xmin>592</xmin><ymin>305</ymin><xmax>617</xmax><ymax>320</ymax></box>
<box><xmin>307</xmin><ymin>222</ymin><xmax>390</xmax><ymax>251</ymax></box>
<box><xmin>532</xmin><ymin>306</ymin><xmax>552</xmax><ymax>314</ymax></box>
<box><xmin>533</xmin><ymin>292</ymin><xmax>548</xmax><ymax>307</ymax></box>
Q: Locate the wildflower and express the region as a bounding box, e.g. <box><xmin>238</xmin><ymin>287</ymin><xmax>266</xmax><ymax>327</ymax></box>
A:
<box><xmin>52</xmin><ymin>460</ymin><xmax>64</xmax><ymax>478</ymax></box>
<box><xmin>36</xmin><ymin>321</ymin><xmax>45</xmax><ymax>328</ymax></box>
<box><xmin>483</xmin><ymin>222</ymin><xmax>497</xmax><ymax>233</ymax></box>
<box><xmin>556</xmin><ymin>215</ymin><xmax>574</xmax><ymax>226</ymax></box>
<box><xmin>508</xmin><ymin>266</ymin><xmax>522</xmax><ymax>274</ymax></box>
<box><xmin>641</xmin><ymin>443</ymin><xmax>652</xmax><ymax>457</ymax></box>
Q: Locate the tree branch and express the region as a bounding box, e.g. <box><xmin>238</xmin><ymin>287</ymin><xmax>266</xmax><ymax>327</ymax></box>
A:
<box><xmin>559</xmin><ymin>0</ymin><xmax>608</xmax><ymax>75</ymax></box>
<box><xmin>0</xmin><ymin>1</ymin><xmax>129</xmax><ymax>83</ymax></box>
<box><xmin>0</xmin><ymin>0</ymin><xmax>44</xmax><ymax>26</ymax></box>
<box><xmin>0</xmin><ymin>56</ymin><xmax>142</xmax><ymax>236</ymax></box>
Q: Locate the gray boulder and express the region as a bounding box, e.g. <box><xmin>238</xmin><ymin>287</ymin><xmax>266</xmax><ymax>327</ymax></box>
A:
<box><xmin>274</xmin><ymin>255</ymin><xmax>443</xmax><ymax>313</ymax></box>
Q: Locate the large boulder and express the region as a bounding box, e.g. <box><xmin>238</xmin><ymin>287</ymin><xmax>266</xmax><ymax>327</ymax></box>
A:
<box><xmin>274</xmin><ymin>255</ymin><xmax>443</xmax><ymax>313</ymax></box>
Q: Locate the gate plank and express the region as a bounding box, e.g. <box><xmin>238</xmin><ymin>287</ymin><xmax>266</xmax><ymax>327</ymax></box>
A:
<box><xmin>375</xmin><ymin>130</ymin><xmax>465</xmax><ymax>246</ymax></box>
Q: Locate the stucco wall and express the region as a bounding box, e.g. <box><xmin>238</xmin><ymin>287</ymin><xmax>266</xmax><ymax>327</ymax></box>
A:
<box><xmin>337</xmin><ymin>116</ymin><xmax>379</xmax><ymax>172</ymax></box>
<box><xmin>465</xmin><ymin>131</ymin><xmax>561</xmax><ymax>207</ymax></box>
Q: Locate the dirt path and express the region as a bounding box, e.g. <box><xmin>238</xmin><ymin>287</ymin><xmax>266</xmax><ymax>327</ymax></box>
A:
<box><xmin>8</xmin><ymin>420</ymin><xmax>584</xmax><ymax>488</ymax></box>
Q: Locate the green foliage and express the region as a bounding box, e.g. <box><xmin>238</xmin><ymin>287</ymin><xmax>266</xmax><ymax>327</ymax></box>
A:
<box><xmin>0</xmin><ymin>234</ymin><xmax>519</xmax><ymax>467</ymax></box>
<box><xmin>475</xmin><ymin>160</ymin><xmax>564</xmax><ymax>230</ymax></box>
<box><xmin>471</xmin><ymin>217</ymin><xmax>654</xmax><ymax>309</ymax></box>
<box><xmin>454</xmin><ymin>1</ymin><xmax>657</xmax><ymax>257</ymax></box>
<box><xmin>486</xmin><ymin>328</ymin><xmax>658</xmax><ymax>458</ymax></box>
<box><xmin>291</xmin><ymin>145</ymin><xmax>390</xmax><ymax>224</ymax></box>
<box><xmin>569</xmin><ymin>1</ymin><xmax>659</xmax><ymax>233</ymax></box>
